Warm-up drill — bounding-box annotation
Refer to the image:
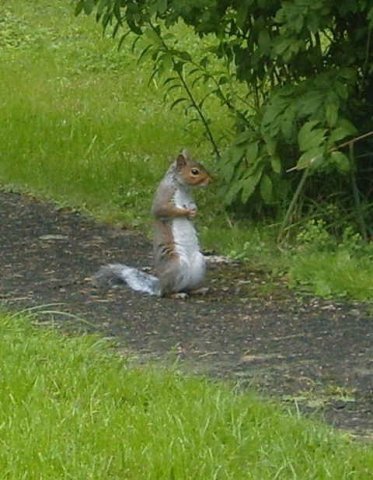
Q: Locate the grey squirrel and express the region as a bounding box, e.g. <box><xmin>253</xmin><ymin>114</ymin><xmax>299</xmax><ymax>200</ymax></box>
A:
<box><xmin>95</xmin><ymin>150</ymin><xmax>212</xmax><ymax>297</ymax></box>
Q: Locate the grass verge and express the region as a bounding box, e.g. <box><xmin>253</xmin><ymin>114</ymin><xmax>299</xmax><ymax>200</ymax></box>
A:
<box><xmin>0</xmin><ymin>312</ymin><xmax>372</xmax><ymax>479</ymax></box>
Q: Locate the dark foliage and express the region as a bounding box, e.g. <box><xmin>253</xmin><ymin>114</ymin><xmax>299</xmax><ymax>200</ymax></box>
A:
<box><xmin>76</xmin><ymin>0</ymin><xmax>373</xmax><ymax>237</ymax></box>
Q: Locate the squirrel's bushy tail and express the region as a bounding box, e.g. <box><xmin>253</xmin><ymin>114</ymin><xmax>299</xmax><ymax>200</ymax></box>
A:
<box><xmin>94</xmin><ymin>264</ymin><xmax>160</xmax><ymax>296</ymax></box>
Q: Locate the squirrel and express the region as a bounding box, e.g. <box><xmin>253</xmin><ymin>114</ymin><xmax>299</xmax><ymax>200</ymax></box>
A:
<box><xmin>95</xmin><ymin>149</ymin><xmax>212</xmax><ymax>297</ymax></box>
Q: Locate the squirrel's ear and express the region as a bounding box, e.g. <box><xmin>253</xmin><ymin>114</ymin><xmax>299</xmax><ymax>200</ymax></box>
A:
<box><xmin>181</xmin><ymin>148</ymin><xmax>190</xmax><ymax>159</ymax></box>
<box><xmin>176</xmin><ymin>149</ymin><xmax>189</xmax><ymax>168</ymax></box>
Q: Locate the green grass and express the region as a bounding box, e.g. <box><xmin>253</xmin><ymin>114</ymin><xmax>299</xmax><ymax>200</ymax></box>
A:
<box><xmin>0</xmin><ymin>0</ymin><xmax>224</xmax><ymax>225</ymax></box>
<box><xmin>285</xmin><ymin>223</ymin><xmax>373</xmax><ymax>300</ymax></box>
<box><xmin>0</xmin><ymin>0</ymin><xmax>372</xmax><ymax>301</ymax></box>
<box><xmin>288</xmin><ymin>248</ymin><xmax>373</xmax><ymax>300</ymax></box>
<box><xmin>0</xmin><ymin>312</ymin><xmax>372</xmax><ymax>479</ymax></box>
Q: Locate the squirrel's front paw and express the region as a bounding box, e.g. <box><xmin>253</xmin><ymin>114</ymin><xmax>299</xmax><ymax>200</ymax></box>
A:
<box><xmin>186</xmin><ymin>208</ymin><xmax>197</xmax><ymax>218</ymax></box>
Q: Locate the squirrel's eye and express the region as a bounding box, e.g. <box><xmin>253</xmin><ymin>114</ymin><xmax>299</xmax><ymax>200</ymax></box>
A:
<box><xmin>191</xmin><ymin>168</ymin><xmax>200</xmax><ymax>175</ymax></box>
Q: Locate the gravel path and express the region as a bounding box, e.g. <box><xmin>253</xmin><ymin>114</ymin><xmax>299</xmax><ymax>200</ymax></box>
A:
<box><xmin>1</xmin><ymin>190</ymin><xmax>372</xmax><ymax>439</ymax></box>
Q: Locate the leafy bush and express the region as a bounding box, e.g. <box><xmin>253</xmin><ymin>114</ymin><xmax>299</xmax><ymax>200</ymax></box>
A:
<box><xmin>75</xmin><ymin>0</ymin><xmax>372</xmax><ymax>237</ymax></box>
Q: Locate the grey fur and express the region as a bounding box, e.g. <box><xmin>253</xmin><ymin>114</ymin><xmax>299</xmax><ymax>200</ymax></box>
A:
<box><xmin>94</xmin><ymin>263</ymin><xmax>160</xmax><ymax>296</ymax></box>
<box><xmin>94</xmin><ymin>151</ymin><xmax>210</xmax><ymax>297</ymax></box>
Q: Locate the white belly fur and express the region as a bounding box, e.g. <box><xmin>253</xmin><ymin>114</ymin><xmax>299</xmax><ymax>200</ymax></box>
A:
<box><xmin>172</xmin><ymin>188</ymin><xmax>206</xmax><ymax>290</ymax></box>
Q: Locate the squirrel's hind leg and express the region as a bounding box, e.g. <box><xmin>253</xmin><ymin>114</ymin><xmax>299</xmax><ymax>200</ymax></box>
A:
<box><xmin>157</xmin><ymin>257</ymin><xmax>188</xmax><ymax>297</ymax></box>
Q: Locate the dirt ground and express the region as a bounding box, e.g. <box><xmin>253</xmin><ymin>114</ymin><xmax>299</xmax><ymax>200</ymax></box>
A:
<box><xmin>0</xmin><ymin>190</ymin><xmax>372</xmax><ymax>440</ymax></box>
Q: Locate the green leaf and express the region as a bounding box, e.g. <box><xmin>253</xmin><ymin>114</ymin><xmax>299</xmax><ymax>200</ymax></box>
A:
<box><xmin>258</xmin><ymin>30</ymin><xmax>271</xmax><ymax>55</ymax></box>
<box><xmin>221</xmin><ymin>145</ymin><xmax>246</xmax><ymax>183</ymax></box>
<box><xmin>231</xmin><ymin>144</ymin><xmax>246</xmax><ymax>163</ymax></box>
<box><xmin>273</xmin><ymin>36</ymin><xmax>293</xmax><ymax>56</ymax></box>
<box><xmin>270</xmin><ymin>155</ymin><xmax>282</xmax><ymax>174</ymax></box>
<box><xmin>75</xmin><ymin>1</ymin><xmax>84</xmax><ymax>16</ymax></box>
<box><xmin>222</xmin><ymin>181</ymin><xmax>242</xmax><ymax>206</ymax></box>
<box><xmin>241</xmin><ymin>163</ymin><xmax>264</xmax><ymax>203</ymax></box>
<box><xmin>144</xmin><ymin>28</ymin><xmax>162</xmax><ymax>46</ymax></box>
<box><xmin>178</xmin><ymin>51</ymin><xmax>192</xmax><ymax>62</ymax></box>
<box><xmin>330</xmin><ymin>151</ymin><xmax>350</xmax><ymax>173</ymax></box>
<box><xmin>97</xmin><ymin>0</ymin><xmax>111</xmax><ymax>16</ymax></box>
<box><xmin>245</xmin><ymin>141</ymin><xmax>259</xmax><ymax>163</ymax></box>
<box><xmin>325</xmin><ymin>102</ymin><xmax>339</xmax><ymax>127</ymax></box>
<box><xmin>75</xmin><ymin>0</ymin><xmax>96</xmax><ymax>16</ymax></box>
<box><xmin>329</xmin><ymin>119</ymin><xmax>357</xmax><ymax>144</ymax></box>
<box><xmin>137</xmin><ymin>44</ymin><xmax>154</xmax><ymax>64</ymax></box>
<box><xmin>157</xmin><ymin>53</ymin><xmax>173</xmax><ymax>74</ymax></box>
<box><xmin>156</xmin><ymin>0</ymin><xmax>168</xmax><ymax>15</ymax></box>
<box><xmin>328</xmin><ymin>127</ymin><xmax>351</xmax><ymax>145</ymax></box>
<box><xmin>298</xmin><ymin>121</ymin><xmax>326</xmax><ymax>152</ymax></box>
<box><xmin>264</xmin><ymin>137</ymin><xmax>277</xmax><ymax>156</ymax></box>
<box><xmin>234</xmin><ymin>129</ymin><xmax>254</xmax><ymax>146</ymax></box>
<box><xmin>218</xmin><ymin>76</ymin><xmax>229</xmax><ymax>86</ymax></box>
<box><xmin>334</xmin><ymin>81</ymin><xmax>348</xmax><ymax>100</ymax></box>
<box><xmin>278</xmin><ymin>102</ymin><xmax>297</xmax><ymax>141</ymax></box>
<box><xmin>297</xmin><ymin>90</ymin><xmax>324</xmax><ymax>117</ymax></box>
<box><xmin>236</xmin><ymin>2</ymin><xmax>249</xmax><ymax>29</ymax></box>
<box><xmin>83</xmin><ymin>0</ymin><xmax>95</xmax><ymax>15</ymax></box>
<box><xmin>260</xmin><ymin>174</ymin><xmax>273</xmax><ymax>204</ymax></box>
<box><xmin>296</xmin><ymin>147</ymin><xmax>324</xmax><ymax>170</ymax></box>
<box><xmin>262</xmin><ymin>90</ymin><xmax>295</xmax><ymax>138</ymax></box>
<box><xmin>170</xmin><ymin>97</ymin><xmax>188</xmax><ymax>109</ymax></box>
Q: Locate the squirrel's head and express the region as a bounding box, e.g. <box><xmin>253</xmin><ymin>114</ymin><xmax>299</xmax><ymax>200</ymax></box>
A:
<box><xmin>175</xmin><ymin>150</ymin><xmax>212</xmax><ymax>187</ymax></box>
